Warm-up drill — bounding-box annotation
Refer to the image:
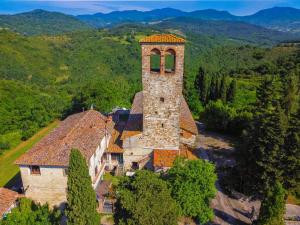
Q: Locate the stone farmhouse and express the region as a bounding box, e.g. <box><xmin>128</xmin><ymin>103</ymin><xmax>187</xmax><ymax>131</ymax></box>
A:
<box><xmin>15</xmin><ymin>34</ymin><xmax>198</xmax><ymax>207</ymax></box>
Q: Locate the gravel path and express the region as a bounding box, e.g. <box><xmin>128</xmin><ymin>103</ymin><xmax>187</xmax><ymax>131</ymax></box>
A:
<box><xmin>195</xmin><ymin>122</ymin><xmax>260</xmax><ymax>225</ymax></box>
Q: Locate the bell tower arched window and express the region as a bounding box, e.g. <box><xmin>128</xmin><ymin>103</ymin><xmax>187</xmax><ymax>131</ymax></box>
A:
<box><xmin>150</xmin><ymin>48</ymin><xmax>161</xmax><ymax>73</ymax></box>
<box><xmin>165</xmin><ymin>49</ymin><xmax>176</xmax><ymax>73</ymax></box>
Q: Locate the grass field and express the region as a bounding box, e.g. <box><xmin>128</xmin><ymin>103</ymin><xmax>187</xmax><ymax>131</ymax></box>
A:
<box><xmin>0</xmin><ymin>120</ymin><xmax>59</xmax><ymax>187</ymax></box>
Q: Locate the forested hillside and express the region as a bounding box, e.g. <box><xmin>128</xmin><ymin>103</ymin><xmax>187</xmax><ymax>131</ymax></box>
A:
<box><xmin>0</xmin><ymin>9</ymin><xmax>91</xmax><ymax>35</ymax></box>
<box><xmin>0</xmin><ymin>24</ymin><xmax>298</xmax><ymax>154</ymax></box>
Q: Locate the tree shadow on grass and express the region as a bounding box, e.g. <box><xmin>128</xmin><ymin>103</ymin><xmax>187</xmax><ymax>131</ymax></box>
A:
<box><xmin>4</xmin><ymin>172</ymin><xmax>22</xmax><ymax>191</ymax></box>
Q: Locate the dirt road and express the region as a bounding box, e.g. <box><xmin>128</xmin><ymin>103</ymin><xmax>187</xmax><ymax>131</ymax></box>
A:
<box><xmin>195</xmin><ymin>122</ymin><xmax>260</xmax><ymax>225</ymax></box>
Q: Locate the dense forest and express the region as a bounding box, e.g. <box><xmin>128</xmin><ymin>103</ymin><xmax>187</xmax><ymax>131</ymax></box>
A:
<box><xmin>0</xmin><ymin>24</ymin><xmax>299</xmax><ymax>149</ymax></box>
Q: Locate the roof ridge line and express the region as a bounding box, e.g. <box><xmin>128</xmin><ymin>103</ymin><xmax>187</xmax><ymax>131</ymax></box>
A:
<box><xmin>62</xmin><ymin>110</ymin><xmax>93</xmax><ymax>145</ymax></box>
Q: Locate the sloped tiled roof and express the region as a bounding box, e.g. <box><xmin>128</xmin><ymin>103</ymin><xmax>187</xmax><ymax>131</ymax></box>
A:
<box><xmin>107</xmin><ymin>124</ymin><xmax>124</xmax><ymax>154</ymax></box>
<box><xmin>140</xmin><ymin>34</ymin><xmax>185</xmax><ymax>44</ymax></box>
<box><xmin>0</xmin><ymin>188</ymin><xmax>19</xmax><ymax>217</ymax></box>
<box><xmin>153</xmin><ymin>145</ymin><xmax>198</xmax><ymax>168</ymax></box>
<box><xmin>121</xmin><ymin>91</ymin><xmax>198</xmax><ymax>140</ymax></box>
<box><xmin>16</xmin><ymin>110</ymin><xmax>114</xmax><ymax>167</ymax></box>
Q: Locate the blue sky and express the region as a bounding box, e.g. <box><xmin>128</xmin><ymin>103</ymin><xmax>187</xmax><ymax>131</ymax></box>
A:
<box><xmin>1</xmin><ymin>0</ymin><xmax>300</xmax><ymax>15</ymax></box>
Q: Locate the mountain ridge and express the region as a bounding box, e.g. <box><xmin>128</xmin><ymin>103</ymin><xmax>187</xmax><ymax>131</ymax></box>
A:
<box><xmin>0</xmin><ymin>9</ymin><xmax>91</xmax><ymax>35</ymax></box>
<box><xmin>76</xmin><ymin>6</ymin><xmax>300</xmax><ymax>33</ymax></box>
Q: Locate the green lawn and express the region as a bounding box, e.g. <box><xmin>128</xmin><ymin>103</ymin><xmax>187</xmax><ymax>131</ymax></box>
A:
<box><xmin>0</xmin><ymin>120</ymin><xmax>59</xmax><ymax>187</ymax></box>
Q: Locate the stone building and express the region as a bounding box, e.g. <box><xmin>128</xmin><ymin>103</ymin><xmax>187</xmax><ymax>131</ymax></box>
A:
<box><xmin>15</xmin><ymin>34</ymin><xmax>198</xmax><ymax>207</ymax></box>
<box><xmin>15</xmin><ymin>110</ymin><xmax>114</xmax><ymax>206</ymax></box>
<box><xmin>120</xmin><ymin>34</ymin><xmax>198</xmax><ymax>170</ymax></box>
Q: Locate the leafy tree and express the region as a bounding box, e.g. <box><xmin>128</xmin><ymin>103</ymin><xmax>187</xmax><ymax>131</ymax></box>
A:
<box><xmin>66</xmin><ymin>149</ymin><xmax>100</xmax><ymax>225</ymax></box>
<box><xmin>1</xmin><ymin>198</ymin><xmax>61</xmax><ymax>225</ymax></box>
<box><xmin>283</xmin><ymin>106</ymin><xmax>300</xmax><ymax>190</ymax></box>
<box><xmin>257</xmin><ymin>182</ymin><xmax>286</xmax><ymax>225</ymax></box>
<box><xmin>227</xmin><ymin>79</ymin><xmax>237</xmax><ymax>103</ymax></box>
<box><xmin>114</xmin><ymin>170</ymin><xmax>179</xmax><ymax>225</ymax></box>
<box><xmin>202</xmin><ymin>100</ymin><xmax>236</xmax><ymax>133</ymax></box>
<box><xmin>167</xmin><ymin>158</ymin><xmax>217</xmax><ymax>224</ymax></box>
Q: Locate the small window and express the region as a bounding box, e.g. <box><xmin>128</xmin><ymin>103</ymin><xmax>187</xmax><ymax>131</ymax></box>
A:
<box><xmin>165</xmin><ymin>49</ymin><xmax>176</xmax><ymax>73</ymax></box>
<box><xmin>30</xmin><ymin>166</ymin><xmax>41</xmax><ymax>175</ymax></box>
<box><xmin>63</xmin><ymin>168</ymin><xmax>69</xmax><ymax>176</ymax></box>
<box><xmin>150</xmin><ymin>48</ymin><xmax>161</xmax><ymax>73</ymax></box>
<box><xmin>161</xmin><ymin>123</ymin><xmax>164</xmax><ymax>128</ymax></box>
<box><xmin>160</xmin><ymin>97</ymin><xmax>165</xmax><ymax>103</ymax></box>
<box><xmin>132</xmin><ymin>162</ymin><xmax>139</xmax><ymax>170</ymax></box>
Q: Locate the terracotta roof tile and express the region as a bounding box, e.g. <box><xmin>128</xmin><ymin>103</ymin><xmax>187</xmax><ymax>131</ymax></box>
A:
<box><xmin>107</xmin><ymin>124</ymin><xmax>124</xmax><ymax>154</ymax></box>
<box><xmin>140</xmin><ymin>34</ymin><xmax>185</xmax><ymax>44</ymax></box>
<box><xmin>16</xmin><ymin>110</ymin><xmax>114</xmax><ymax>166</ymax></box>
<box><xmin>153</xmin><ymin>145</ymin><xmax>197</xmax><ymax>168</ymax></box>
<box><xmin>0</xmin><ymin>188</ymin><xmax>19</xmax><ymax>217</ymax></box>
<box><xmin>121</xmin><ymin>91</ymin><xmax>198</xmax><ymax>140</ymax></box>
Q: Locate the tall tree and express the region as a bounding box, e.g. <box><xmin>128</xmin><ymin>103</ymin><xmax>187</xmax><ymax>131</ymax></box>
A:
<box><xmin>227</xmin><ymin>79</ymin><xmax>237</xmax><ymax>103</ymax></box>
<box><xmin>220</xmin><ymin>75</ymin><xmax>228</xmax><ymax>102</ymax></box>
<box><xmin>66</xmin><ymin>149</ymin><xmax>100</xmax><ymax>225</ymax></box>
<box><xmin>194</xmin><ymin>67</ymin><xmax>209</xmax><ymax>103</ymax></box>
<box><xmin>283</xmin><ymin>106</ymin><xmax>300</xmax><ymax>190</ymax></box>
<box><xmin>167</xmin><ymin>158</ymin><xmax>217</xmax><ymax>224</ymax></box>
<box><xmin>237</xmin><ymin>78</ymin><xmax>286</xmax><ymax>193</ymax></box>
<box><xmin>209</xmin><ymin>75</ymin><xmax>217</xmax><ymax>101</ymax></box>
<box><xmin>281</xmin><ymin>73</ymin><xmax>299</xmax><ymax>115</ymax></box>
<box><xmin>257</xmin><ymin>182</ymin><xmax>286</xmax><ymax>225</ymax></box>
<box><xmin>114</xmin><ymin>170</ymin><xmax>179</xmax><ymax>225</ymax></box>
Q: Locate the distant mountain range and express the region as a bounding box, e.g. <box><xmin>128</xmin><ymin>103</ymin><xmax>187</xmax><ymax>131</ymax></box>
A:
<box><xmin>77</xmin><ymin>7</ymin><xmax>300</xmax><ymax>33</ymax></box>
<box><xmin>156</xmin><ymin>17</ymin><xmax>292</xmax><ymax>45</ymax></box>
<box><xmin>0</xmin><ymin>9</ymin><xmax>90</xmax><ymax>35</ymax></box>
<box><xmin>0</xmin><ymin>7</ymin><xmax>300</xmax><ymax>45</ymax></box>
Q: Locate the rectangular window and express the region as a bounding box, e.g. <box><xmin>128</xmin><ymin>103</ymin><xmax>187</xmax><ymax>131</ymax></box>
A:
<box><xmin>30</xmin><ymin>166</ymin><xmax>41</xmax><ymax>175</ymax></box>
<box><xmin>160</xmin><ymin>97</ymin><xmax>165</xmax><ymax>103</ymax></box>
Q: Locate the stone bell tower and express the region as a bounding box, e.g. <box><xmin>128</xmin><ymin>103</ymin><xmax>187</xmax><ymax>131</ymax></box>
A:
<box><xmin>139</xmin><ymin>34</ymin><xmax>185</xmax><ymax>150</ymax></box>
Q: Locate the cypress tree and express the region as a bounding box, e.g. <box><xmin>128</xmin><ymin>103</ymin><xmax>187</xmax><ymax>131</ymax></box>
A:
<box><xmin>194</xmin><ymin>67</ymin><xmax>209</xmax><ymax>104</ymax></box>
<box><xmin>66</xmin><ymin>149</ymin><xmax>100</xmax><ymax>225</ymax></box>
<box><xmin>227</xmin><ymin>79</ymin><xmax>237</xmax><ymax>103</ymax></box>
<box><xmin>281</xmin><ymin>74</ymin><xmax>298</xmax><ymax>115</ymax></box>
<box><xmin>210</xmin><ymin>76</ymin><xmax>217</xmax><ymax>101</ymax></box>
<box><xmin>283</xmin><ymin>106</ymin><xmax>300</xmax><ymax>190</ymax></box>
<box><xmin>255</xmin><ymin>102</ymin><xmax>286</xmax><ymax>190</ymax></box>
<box><xmin>257</xmin><ymin>181</ymin><xmax>286</xmax><ymax>225</ymax></box>
<box><xmin>215</xmin><ymin>76</ymin><xmax>220</xmax><ymax>100</ymax></box>
<box><xmin>220</xmin><ymin>75</ymin><xmax>227</xmax><ymax>102</ymax></box>
<box><xmin>237</xmin><ymin>78</ymin><xmax>285</xmax><ymax>193</ymax></box>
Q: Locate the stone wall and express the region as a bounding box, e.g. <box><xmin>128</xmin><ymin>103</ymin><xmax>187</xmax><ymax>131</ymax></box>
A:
<box><xmin>123</xmin><ymin>133</ymin><xmax>153</xmax><ymax>170</ymax></box>
<box><xmin>141</xmin><ymin>43</ymin><xmax>185</xmax><ymax>150</ymax></box>
<box><xmin>20</xmin><ymin>166</ymin><xmax>67</xmax><ymax>207</ymax></box>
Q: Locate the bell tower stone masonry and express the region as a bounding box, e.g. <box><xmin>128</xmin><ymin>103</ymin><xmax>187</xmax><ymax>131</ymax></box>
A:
<box><xmin>139</xmin><ymin>34</ymin><xmax>185</xmax><ymax>150</ymax></box>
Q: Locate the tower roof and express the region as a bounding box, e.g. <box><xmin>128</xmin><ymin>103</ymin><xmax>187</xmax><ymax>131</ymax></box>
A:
<box><xmin>139</xmin><ymin>34</ymin><xmax>185</xmax><ymax>44</ymax></box>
